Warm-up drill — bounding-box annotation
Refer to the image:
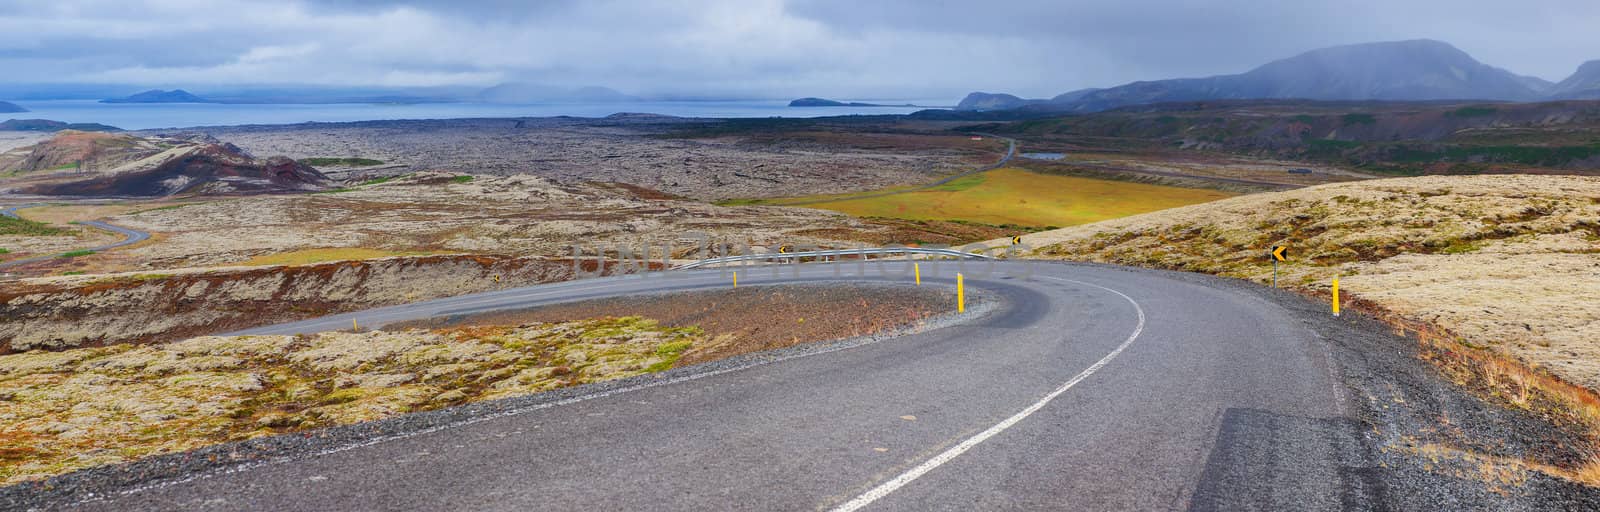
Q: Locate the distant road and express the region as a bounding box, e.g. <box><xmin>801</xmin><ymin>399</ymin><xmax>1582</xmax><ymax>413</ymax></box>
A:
<box><xmin>0</xmin><ymin>204</ymin><xmax>151</xmax><ymax>270</ymax></box>
<box><xmin>1049</xmin><ymin>159</ymin><xmax>1301</xmax><ymax>190</ymax></box>
<box><xmin>50</xmin><ymin>260</ymin><xmax>1368</xmax><ymax>511</ymax></box>
<box><xmin>780</xmin><ymin>133</ymin><xmax>1016</xmax><ymax>206</ymax></box>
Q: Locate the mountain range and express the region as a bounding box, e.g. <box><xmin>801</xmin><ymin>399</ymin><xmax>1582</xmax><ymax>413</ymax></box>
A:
<box><xmin>958</xmin><ymin>40</ymin><xmax>1600</xmax><ymax>112</ymax></box>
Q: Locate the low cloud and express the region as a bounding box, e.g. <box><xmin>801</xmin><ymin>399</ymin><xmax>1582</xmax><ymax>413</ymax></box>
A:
<box><xmin>0</xmin><ymin>0</ymin><xmax>1595</xmax><ymax>99</ymax></box>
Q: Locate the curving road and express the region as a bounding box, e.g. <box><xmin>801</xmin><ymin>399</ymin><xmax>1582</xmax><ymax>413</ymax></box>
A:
<box><xmin>52</xmin><ymin>260</ymin><xmax>1372</xmax><ymax>511</ymax></box>
<box><xmin>0</xmin><ymin>204</ymin><xmax>150</xmax><ymax>270</ymax></box>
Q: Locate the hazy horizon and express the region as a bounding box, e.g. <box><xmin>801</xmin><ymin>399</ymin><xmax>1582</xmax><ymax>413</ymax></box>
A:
<box><xmin>3</xmin><ymin>0</ymin><xmax>1599</xmax><ymax>100</ymax></box>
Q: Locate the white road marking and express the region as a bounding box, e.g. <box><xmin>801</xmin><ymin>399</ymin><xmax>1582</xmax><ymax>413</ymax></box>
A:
<box><xmin>829</xmin><ymin>276</ymin><xmax>1146</xmax><ymax>512</ymax></box>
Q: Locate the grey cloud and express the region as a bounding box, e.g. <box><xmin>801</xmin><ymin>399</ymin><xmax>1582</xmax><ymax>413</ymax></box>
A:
<box><xmin>0</xmin><ymin>0</ymin><xmax>1596</xmax><ymax>100</ymax></box>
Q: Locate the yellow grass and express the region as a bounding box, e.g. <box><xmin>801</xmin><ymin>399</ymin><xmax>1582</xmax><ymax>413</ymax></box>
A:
<box><xmin>238</xmin><ymin>248</ymin><xmax>439</xmax><ymax>267</ymax></box>
<box><xmin>14</xmin><ymin>204</ymin><xmax>154</xmax><ymax>225</ymax></box>
<box><xmin>0</xmin><ymin>317</ymin><xmax>697</xmax><ymax>485</ymax></box>
<box><xmin>780</xmin><ymin>168</ymin><xmax>1235</xmax><ymax>228</ymax></box>
<box><xmin>1011</xmin><ymin>174</ymin><xmax>1600</xmax><ymax>484</ymax></box>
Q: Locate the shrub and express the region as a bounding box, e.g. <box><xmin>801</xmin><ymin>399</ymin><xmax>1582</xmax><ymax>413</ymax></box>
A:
<box><xmin>1341</xmin><ymin>113</ymin><xmax>1377</xmax><ymax>126</ymax></box>
<box><xmin>0</xmin><ymin>216</ymin><xmax>67</xmax><ymax>236</ymax></box>
<box><xmin>1449</xmin><ymin>106</ymin><xmax>1498</xmax><ymax>118</ymax></box>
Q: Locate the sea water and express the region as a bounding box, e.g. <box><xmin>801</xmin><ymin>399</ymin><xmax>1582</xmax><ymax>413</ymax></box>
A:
<box><xmin>3</xmin><ymin>99</ymin><xmax>951</xmax><ymax>130</ymax></box>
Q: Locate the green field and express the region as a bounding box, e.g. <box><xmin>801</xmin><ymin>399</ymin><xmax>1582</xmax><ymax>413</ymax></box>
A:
<box><xmin>749</xmin><ymin>168</ymin><xmax>1234</xmax><ymax>228</ymax></box>
<box><xmin>0</xmin><ymin>216</ymin><xmax>68</xmax><ymax>236</ymax></box>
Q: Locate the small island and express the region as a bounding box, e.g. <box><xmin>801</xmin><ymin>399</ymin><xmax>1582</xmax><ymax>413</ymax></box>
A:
<box><xmin>0</xmin><ymin>101</ymin><xmax>27</xmax><ymax>113</ymax></box>
<box><xmin>101</xmin><ymin>89</ymin><xmax>215</xmax><ymax>104</ymax></box>
<box><xmin>788</xmin><ymin>97</ymin><xmax>914</xmax><ymax>107</ymax></box>
<box><xmin>0</xmin><ymin>119</ymin><xmax>122</xmax><ymax>132</ymax></box>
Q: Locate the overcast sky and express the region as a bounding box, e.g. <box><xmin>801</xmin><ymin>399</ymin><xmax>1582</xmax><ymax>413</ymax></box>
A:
<box><xmin>2</xmin><ymin>0</ymin><xmax>1597</xmax><ymax>99</ymax></box>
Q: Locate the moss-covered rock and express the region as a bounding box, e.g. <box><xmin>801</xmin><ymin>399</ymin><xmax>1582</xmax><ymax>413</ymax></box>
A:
<box><xmin>0</xmin><ymin>316</ymin><xmax>698</xmax><ymax>485</ymax></box>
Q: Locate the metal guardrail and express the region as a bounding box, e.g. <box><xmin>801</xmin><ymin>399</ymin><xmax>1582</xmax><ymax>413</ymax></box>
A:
<box><xmin>673</xmin><ymin>247</ymin><xmax>994</xmax><ymax>270</ymax></box>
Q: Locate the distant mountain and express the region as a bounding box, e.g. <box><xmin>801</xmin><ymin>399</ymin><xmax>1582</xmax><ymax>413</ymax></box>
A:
<box><xmin>0</xmin><ymin>101</ymin><xmax>25</xmax><ymax>113</ymax></box>
<box><xmin>1512</xmin><ymin>75</ymin><xmax>1556</xmax><ymax>95</ymax></box>
<box><xmin>0</xmin><ymin>119</ymin><xmax>121</xmax><ymax>132</ymax></box>
<box><xmin>101</xmin><ymin>89</ymin><xmax>214</xmax><ymax>104</ymax></box>
<box><xmin>1050</xmin><ymin>88</ymin><xmax>1104</xmax><ymax>103</ymax></box>
<box><xmin>788</xmin><ymin>97</ymin><xmax>912</xmax><ymax>107</ymax></box>
<box><xmin>956</xmin><ymin>89</ymin><xmax>1104</xmax><ymax>111</ymax></box>
<box><xmin>476</xmin><ymin>83</ymin><xmax>636</xmax><ymax>103</ymax></box>
<box><xmin>959</xmin><ymin>40</ymin><xmax>1554</xmax><ymax>112</ymax></box>
<box><xmin>1551</xmin><ymin>60</ymin><xmax>1600</xmax><ymax>99</ymax></box>
<box><xmin>955</xmin><ymin>93</ymin><xmax>1041</xmax><ymax>111</ymax></box>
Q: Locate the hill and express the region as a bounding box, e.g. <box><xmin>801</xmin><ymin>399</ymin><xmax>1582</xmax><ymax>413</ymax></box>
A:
<box><xmin>788</xmin><ymin>97</ymin><xmax>911</xmax><ymax>107</ymax></box>
<box><xmin>1006</xmin><ymin>175</ymin><xmax>1600</xmax><ymax>394</ymax></box>
<box><xmin>955</xmin><ymin>92</ymin><xmax>1043</xmax><ymax>111</ymax></box>
<box><xmin>0</xmin><ymin>131</ymin><xmax>152</xmax><ymax>174</ymax></box>
<box><xmin>100</xmin><ymin>89</ymin><xmax>213</xmax><ymax>104</ymax></box>
<box><xmin>0</xmin><ymin>119</ymin><xmax>121</xmax><ymax>132</ymax></box>
<box><xmin>0</xmin><ymin>131</ymin><xmax>330</xmax><ymax>196</ymax></box>
<box><xmin>961</xmin><ymin>40</ymin><xmax>1561</xmax><ymax>112</ymax></box>
<box><xmin>1552</xmin><ymin>61</ymin><xmax>1600</xmax><ymax>99</ymax></box>
<box><xmin>0</xmin><ymin>101</ymin><xmax>26</xmax><ymax>113</ymax></box>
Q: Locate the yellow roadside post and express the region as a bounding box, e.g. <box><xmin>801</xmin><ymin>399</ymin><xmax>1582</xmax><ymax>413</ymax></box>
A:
<box><xmin>957</xmin><ymin>273</ymin><xmax>965</xmax><ymax>312</ymax></box>
<box><xmin>353</xmin><ymin>318</ymin><xmax>359</xmax><ymax>331</ymax></box>
<box><xmin>1270</xmin><ymin>245</ymin><xmax>1288</xmax><ymax>288</ymax></box>
<box><xmin>914</xmin><ymin>262</ymin><xmax>921</xmax><ymax>285</ymax></box>
<box><xmin>1332</xmin><ymin>276</ymin><xmax>1341</xmax><ymax>317</ymax></box>
<box><xmin>733</xmin><ymin>271</ymin><xmax>738</xmax><ymax>288</ymax></box>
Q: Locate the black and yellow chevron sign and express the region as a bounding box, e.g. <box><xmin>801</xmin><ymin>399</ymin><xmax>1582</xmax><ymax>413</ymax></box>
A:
<box><xmin>1270</xmin><ymin>245</ymin><xmax>1288</xmax><ymax>262</ymax></box>
<box><xmin>1011</xmin><ymin>236</ymin><xmax>1022</xmax><ymax>245</ymax></box>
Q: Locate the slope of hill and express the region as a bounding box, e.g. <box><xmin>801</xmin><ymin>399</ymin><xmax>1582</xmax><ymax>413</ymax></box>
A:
<box><xmin>0</xmin><ymin>131</ymin><xmax>152</xmax><ymax>174</ymax></box>
<box><xmin>960</xmin><ymin>40</ymin><xmax>1559</xmax><ymax>112</ymax></box>
<box><xmin>0</xmin><ymin>101</ymin><xmax>26</xmax><ymax>113</ymax></box>
<box><xmin>100</xmin><ymin>89</ymin><xmax>213</xmax><ymax>104</ymax></box>
<box><xmin>998</xmin><ymin>174</ymin><xmax>1600</xmax><ymax>486</ymax></box>
<box><xmin>1011</xmin><ymin>175</ymin><xmax>1600</xmax><ymax>391</ymax></box>
<box><xmin>1552</xmin><ymin>61</ymin><xmax>1600</xmax><ymax>99</ymax></box>
<box><xmin>1220</xmin><ymin>40</ymin><xmax>1541</xmax><ymax>100</ymax></box>
<box><xmin>0</xmin><ymin>131</ymin><xmax>330</xmax><ymax>196</ymax></box>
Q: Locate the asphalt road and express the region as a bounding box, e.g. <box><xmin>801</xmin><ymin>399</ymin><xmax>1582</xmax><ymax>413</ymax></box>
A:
<box><xmin>59</xmin><ymin>259</ymin><xmax>1367</xmax><ymax>511</ymax></box>
<box><xmin>0</xmin><ymin>204</ymin><xmax>151</xmax><ymax>269</ymax></box>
